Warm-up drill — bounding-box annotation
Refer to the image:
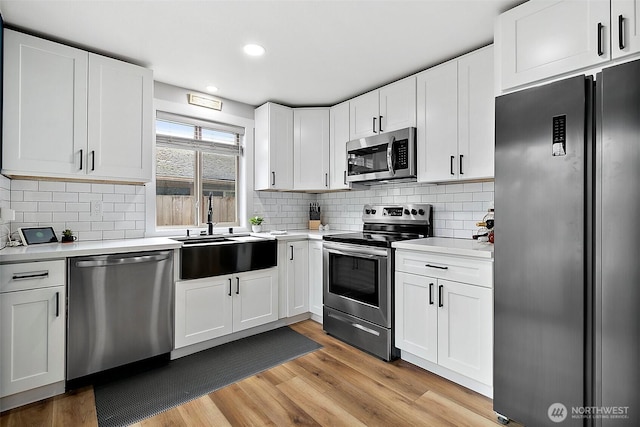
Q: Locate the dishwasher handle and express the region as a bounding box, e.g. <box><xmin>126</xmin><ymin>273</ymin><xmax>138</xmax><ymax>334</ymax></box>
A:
<box><xmin>74</xmin><ymin>252</ymin><xmax>171</xmax><ymax>268</ymax></box>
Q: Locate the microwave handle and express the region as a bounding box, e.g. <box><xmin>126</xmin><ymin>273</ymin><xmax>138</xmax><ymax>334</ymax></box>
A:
<box><xmin>386</xmin><ymin>136</ymin><xmax>396</xmax><ymax>176</ymax></box>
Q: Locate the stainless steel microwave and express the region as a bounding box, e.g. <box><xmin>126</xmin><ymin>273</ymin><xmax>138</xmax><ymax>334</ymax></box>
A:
<box><xmin>346</xmin><ymin>127</ymin><xmax>417</xmax><ymax>184</ymax></box>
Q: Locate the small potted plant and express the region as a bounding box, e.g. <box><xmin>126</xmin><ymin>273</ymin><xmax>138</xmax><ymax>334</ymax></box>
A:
<box><xmin>249</xmin><ymin>216</ymin><xmax>264</xmax><ymax>233</ymax></box>
<box><xmin>61</xmin><ymin>229</ymin><xmax>76</xmax><ymax>243</ymax></box>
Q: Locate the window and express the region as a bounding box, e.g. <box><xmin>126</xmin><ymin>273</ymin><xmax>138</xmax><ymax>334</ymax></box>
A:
<box><xmin>155</xmin><ymin>113</ymin><xmax>243</xmax><ymax>228</ymax></box>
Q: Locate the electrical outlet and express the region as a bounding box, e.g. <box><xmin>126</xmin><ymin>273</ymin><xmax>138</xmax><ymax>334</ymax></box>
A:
<box><xmin>90</xmin><ymin>200</ymin><xmax>103</xmax><ymax>218</ymax></box>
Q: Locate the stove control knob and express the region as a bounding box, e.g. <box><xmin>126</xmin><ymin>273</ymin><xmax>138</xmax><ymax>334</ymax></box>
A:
<box><xmin>411</xmin><ymin>209</ymin><xmax>417</xmax><ymax>215</ymax></box>
<box><xmin>418</xmin><ymin>209</ymin><xmax>425</xmax><ymax>215</ymax></box>
<box><xmin>371</xmin><ymin>209</ymin><xmax>377</xmax><ymax>215</ymax></box>
<box><xmin>365</xmin><ymin>209</ymin><xmax>371</xmax><ymax>215</ymax></box>
<box><xmin>404</xmin><ymin>209</ymin><xmax>410</xmax><ymax>215</ymax></box>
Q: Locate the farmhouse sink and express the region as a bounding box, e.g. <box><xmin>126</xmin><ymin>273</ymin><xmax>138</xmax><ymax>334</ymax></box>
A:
<box><xmin>173</xmin><ymin>235</ymin><xmax>277</xmax><ymax>280</ymax></box>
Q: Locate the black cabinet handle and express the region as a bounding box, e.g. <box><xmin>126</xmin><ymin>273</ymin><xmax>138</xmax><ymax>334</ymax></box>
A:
<box><xmin>429</xmin><ymin>283</ymin><xmax>434</xmax><ymax>305</ymax></box>
<box><xmin>228</xmin><ymin>278</ymin><xmax>232</xmax><ymax>296</ymax></box>
<box><xmin>343</xmin><ymin>170</ymin><xmax>347</xmax><ymax>185</ymax></box>
<box><xmin>91</xmin><ymin>150</ymin><xmax>95</xmax><ymax>171</ymax></box>
<box><xmin>379</xmin><ymin>115</ymin><xmax>383</xmax><ymax>133</ymax></box>
<box><xmin>459</xmin><ymin>155</ymin><xmax>464</xmax><ymax>175</ymax></box>
<box><xmin>597</xmin><ymin>23</ymin><xmax>604</xmax><ymax>56</ymax></box>
<box><xmin>325</xmin><ymin>173</ymin><xmax>328</xmax><ymax>187</ymax></box>
<box><xmin>236</xmin><ymin>277</ymin><xmax>240</xmax><ymax>295</ymax></box>
<box><xmin>271</xmin><ymin>171</ymin><xmax>275</xmax><ymax>186</ymax></box>
<box><xmin>12</xmin><ymin>271</ymin><xmax>49</xmax><ymax>280</ymax></box>
<box><xmin>55</xmin><ymin>292</ymin><xmax>60</xmax><ymax>317</ymax></box>
<box><xmin>450</xmin><ymin>156</ymin><xmax>455</xmax><ymax>175</ymax></box>
<box><xmin>426</xmin><ymin>264</ymin><xmax>449</xmax><ymax>270</ymax></box>
<box><xmin>79</xmin><ymin>149</ymin><xmax>83</xmax><ymax>170</ymax></box>
<box><xmin>372</xmin><ymin>117</ymin><xmax>377</xmax><ymax>134</ymax></box>
<box><xmin>290</xmin><ymin>245</ymin><xmax>294</xmax><ymax>260</ymax></box>
<box><xmin>619</xmin><ymin>15</ymin><xmax>625</xmax><ymax>50</ymax></box>
<box><xmin>438</xmin><ymin>284</ymin><xmax>443</xmax><ymax>308</ymax></box>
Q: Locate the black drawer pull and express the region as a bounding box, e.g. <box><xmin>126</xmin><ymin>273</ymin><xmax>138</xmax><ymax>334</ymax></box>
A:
<box><xmin>619</xmin><ymin>15</ymin><xmax>625</xmax><ymax>50</ymax></box>
<box><xmin>12</xmin><ymin>271</ymin><xmax>49</xmax><ymax>280</ymax></box>
<box><xmin>425</xmin><ymin>264</ymin><xmax>449</xmax><ymax>270</ymax></box>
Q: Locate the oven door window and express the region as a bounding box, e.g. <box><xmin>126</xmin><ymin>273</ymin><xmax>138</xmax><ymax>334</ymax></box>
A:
<box><xmin>328</xmin><ymin>252</ymin><xmax>379</xmax><ymax>307</ymax></box>
<box><xmin>348</xmin><ymin>144</ymin><xmax>389</xmax><ymax>176</ymax></box>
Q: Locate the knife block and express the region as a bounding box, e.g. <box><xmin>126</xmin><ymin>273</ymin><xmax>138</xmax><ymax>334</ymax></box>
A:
<box><xmin>308</xmin><ymin>220</ymin><xmax>321</xmax><ymax>230</ymax></box>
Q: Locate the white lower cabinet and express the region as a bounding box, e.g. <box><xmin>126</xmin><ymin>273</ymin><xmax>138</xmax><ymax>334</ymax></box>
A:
<box><xmin>278</xmin><ymin>240</ymin><xmax>309</xmax><ymax>318</ymax></box>
<box><xmin>0</xmin><ymin>260</ymin><xmax>66</xmax><ymax>405</ymax></box>
<box><xmin>395</xmin><ymin>250</ymin><xmax>493</xmax><ymax>390</ymax></box>
<box><xmin>174</xmin><ymin>267</ymin><xmax>278</xmax><ymax>349</ymax></box>
<box><xmin>308</xmin><ymin>240</ymin><xmax>323</xmax><ymax>320</ymax></box>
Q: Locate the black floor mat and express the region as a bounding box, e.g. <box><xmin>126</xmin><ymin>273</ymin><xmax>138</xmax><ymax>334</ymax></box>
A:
<box><xmin>93</xmin><ymin>326</ymin><xmax>322</xmax><ymax>427</ymax></box>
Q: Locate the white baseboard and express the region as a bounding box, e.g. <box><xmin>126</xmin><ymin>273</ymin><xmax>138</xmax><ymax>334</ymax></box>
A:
<box><xmin>0</xmin><ymin>381</ymin><xmax>65</xmax><ymax>412</ymax></box>
<box><xmin>401</xmin><ymin>351</ymin><xmax>493</xmax><ymax>398</ymax></box>
<box><xmin>171</xmin><ymin>313</ymin><xmax>311</xmax><ymax>360</ymax></box>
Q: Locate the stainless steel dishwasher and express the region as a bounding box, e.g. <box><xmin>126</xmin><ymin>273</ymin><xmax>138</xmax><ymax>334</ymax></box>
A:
<box><xmin>67</xmin><ymin>250</ymin><xmax>173</xmax><ymax>381</ymax></box>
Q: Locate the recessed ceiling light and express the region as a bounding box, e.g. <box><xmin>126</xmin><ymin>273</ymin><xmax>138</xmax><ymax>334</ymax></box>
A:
<box><xmin>206</xmin><ymin>86</ymin><xmax>218</xmax><ymax>93</ymax></box>
<box><xmin>243</xmin><ymin>44</ymin><xmax>265</xmax><ymax>57</ymax></box>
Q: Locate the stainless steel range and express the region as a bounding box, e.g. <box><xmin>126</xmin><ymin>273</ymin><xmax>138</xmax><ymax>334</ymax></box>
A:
<box><xmin>322</xmin><ymin>203</ymin><xmax>432</xmax><ymax>360</ymax></box>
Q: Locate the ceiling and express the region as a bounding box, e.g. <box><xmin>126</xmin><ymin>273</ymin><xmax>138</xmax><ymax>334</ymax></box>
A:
<box><xmin>0</xmin><ymin>0</ymin><xmax>523</xmax><ymax>107</ymax></box>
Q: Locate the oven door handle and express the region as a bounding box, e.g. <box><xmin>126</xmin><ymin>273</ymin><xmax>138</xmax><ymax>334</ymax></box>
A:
<box><xmin>324</xmin><ymin>247</ymin><xmax>387</xmax><ymax>260</ymax></box>
<box><xmin>386</xmin><ymin>136</ymin><xmax>396</xmax><ymax>176</ymax></box>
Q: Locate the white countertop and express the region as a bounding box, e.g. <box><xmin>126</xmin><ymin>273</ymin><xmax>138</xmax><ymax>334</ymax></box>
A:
<box><xmin>0</xmin><ymin>237</ymin><xmax>182</xmax><ymax>263</ymax></box>
<box><xmin>0</xmin><ymin>230</ymin><xmax>354</xmax><ymax>263</ymax></box>
<box><xmin>252</xmin><ymin>229</ymin><xmax>351</xmax><ymax>241</ymax></box>
<box><xmin>392</xmin><ymin>237</ymin><xmax>494</xmax><ymax>259</ymax></box>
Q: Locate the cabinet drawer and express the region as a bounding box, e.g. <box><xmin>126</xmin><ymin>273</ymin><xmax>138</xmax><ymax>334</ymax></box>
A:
<box><xmin>395</xmin><ymin>250</ymin><xmax>492</xmax><ymax>288</ymax></box>
<box><xmin>0</xmin><ymin>260</ymin><xmax>66</xmax><ymax>292</ymax></box>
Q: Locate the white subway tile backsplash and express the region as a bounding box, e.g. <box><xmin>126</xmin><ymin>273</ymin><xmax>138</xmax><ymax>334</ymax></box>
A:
<box><xmin>79</xmin><ymin>193</ymin><xmax>103</xmax><ymax>202</ymax></box>
<box><xmin>24</xmin><ymin>191</ymin><xmax>52</xmax><ymax>202</ymax></box>
<box><xmin>53</xmin><ymin>192</ymin><xmax>79</xmax><ymax>202</ymax></box>
<box><xmin>11</xmin><ymin>181</ymin><xmax>38</xmax><ymax>191</ymax></box>
<box><xmin>9</xmin><ymin>179</ymin><xmax>147</xmax><ymax>242</ymax></box>
<box><xmin>66</xmin><ymin>182</ymin><xmax>92</xmax><ymax>193</ymax></box>
<box><xmin>38</xmin><ymin>181</ymin><xmax>66</xmax><ymax>192</ymax></box>
<box><xmin>39</xmin><ymin>202</ymin><xmax>66</xmax><ymax>212</ymax></box>
<box><xmin>317</xmin><ymin>180</ymin><xmax>494</xmax><ymax>239</ymax></box>
<box><xmin>92</xmin><ymin>183</ymin><xmax>115</xmax><ymax>193</ymax></box>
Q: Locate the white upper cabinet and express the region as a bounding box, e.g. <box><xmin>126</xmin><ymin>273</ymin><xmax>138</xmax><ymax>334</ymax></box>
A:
<box><xmin>496</xmin><ymin>0</ymin><xmax>610</xmax><ymax>91</ymax></box>
<box><xmin>417</xmin><ymin>46</ymin><xmax>494</xmax><ymax>183</ymax></box>
<box><xmin>254</xmin><ymin>102</ymin><xmax>294</xmax><ymax>190</ymax></box>
<box><xmin>87</xmin><ymin>54</ymin><xmax>153</xmax><ymax>182</ymax></box>
<box><xmin>329</xmin><ymin>101</ymin><xmax>350</xmax><ymax>190</ymax></box>
<box><xmin>612</xmin><ymin>0</ymin><xmax>640</xmax><ymax>59</ymax></box>
<box><xmin>2</xmin><ymin>30</ymin><xmax>153</xmax><ymax>183</ymax></box>
<box><xmin>349</xmin><ymin>76</ymin><xmax>416</xmax><ymax>139</ymax></box>
<box><xmin>457</xmin><ymin>47</ymin><xmax>495</xmax><ymax>180</ymax></box>
<box><xmin>3</xmin><ymin>30</ymin><xmax>88</xmax><ymax>178</ymax></box>
<box><xmin>293</xmin><ymin>108</ymin><xmax>330</xmax><ymax>191</ymax></box>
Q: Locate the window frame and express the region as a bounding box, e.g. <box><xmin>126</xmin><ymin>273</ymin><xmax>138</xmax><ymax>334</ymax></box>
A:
<box><xmin>146</xmin><ymin>98</ymin><xmax>255</xmax><ymax>237</ymax></box>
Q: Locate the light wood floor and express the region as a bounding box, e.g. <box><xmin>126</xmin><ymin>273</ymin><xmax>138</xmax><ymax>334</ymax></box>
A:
<box><xmin>0</xmin><ymin>320</ymin><xmax>517</xmax><ymax>426</ymax></box>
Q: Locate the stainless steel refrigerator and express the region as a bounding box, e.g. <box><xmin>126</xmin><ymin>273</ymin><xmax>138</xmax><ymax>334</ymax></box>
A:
<box><xmin>494</xmin><ymin>59</ymin><xmax>640</xmax><ymax>426</ymax></box>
